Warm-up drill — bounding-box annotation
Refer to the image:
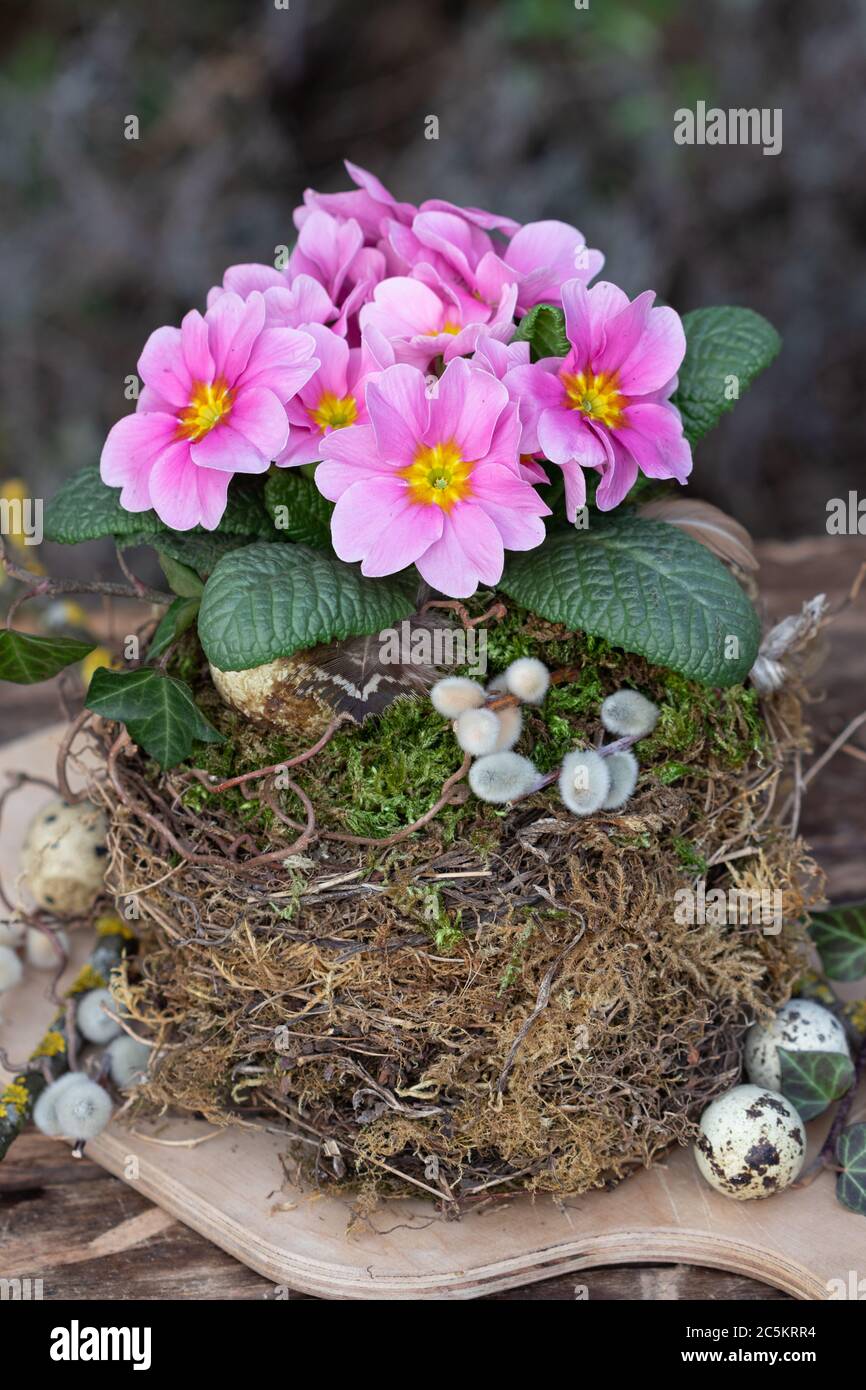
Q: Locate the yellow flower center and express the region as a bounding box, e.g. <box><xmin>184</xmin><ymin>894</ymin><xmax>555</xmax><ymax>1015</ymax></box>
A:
<box><xmin>307</xmin><ymin>391</ymin><xmax>359</xmax><ymax>432</ymax></box>
<box><xmin>561</xmin><ymin>368</ymin><xmax>625</xmax><ymax>429</ymax></box>
<box><xmin>177</xmin><ymin>379</ymin><xmax>233</xmax><ymax>440</ymax></box>
<box><xmin>426</xmin><ymin>319</ymin><xmax>461</xmax><ymax>337</ymax></box>
<box><xmin>400</xmin><ymin>440</ymin><xmax>472</xmax><ymax>510</ymax></box>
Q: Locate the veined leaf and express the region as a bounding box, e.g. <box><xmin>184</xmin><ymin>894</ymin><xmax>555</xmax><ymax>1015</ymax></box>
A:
<box><xmin>264</xmin><ymin>470</ymin><xmax>334</xmax><ymax>548</ymax></box>
<box><xmin>0</xmin><ymin>630</ymin><xmax>96</xmax><ymax>684</ymax></box>
<box><xmin>777</xmin><ymin>1048</ymin><xmax>855</xmax><ymax>1123</ymax></box>
<box><xmin>513</xmin><ymin>303</ymin><xmax>570</xmax><ymax>360</ymax></box>
<box><xmin>836</xmin><ymin>1124</ymin><xmax>866</xmax><ymax>1217</ymax></box>
<box><xmin>197</xmin><ymin>542</ymin><xmax>417</xmax><ymax>672</ymax></box>
<box><xmin>499</xmin><ymin>512</ymin><xmax>760</xmax><ymax>686</ymax></box>
<box><xmin>85</xmin><ymin>666</ymin><xmax>222</xmax><ymax>768</ymax></box>
<box><xmin>810</xmin><ymin>902</ymin><xmax>866</xmax><ymax>982</ymax></box>
<box><xmin>147</xmin><ymin>597</ymin><xmax>200</xmax><ymax>662</ymax></box>
<box><xmin>673</xmin><ymin>306</ymin><xmax>781</xmax><ymax>445</ymax></box>
<box><xmin>158</xmin><ymin>552</ymin><xmax>204</xmax><ymax>599</ymax></box>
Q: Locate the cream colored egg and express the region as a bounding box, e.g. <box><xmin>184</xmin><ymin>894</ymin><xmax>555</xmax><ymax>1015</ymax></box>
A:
<box><xmin>25</xmin><ymin>926</ymin><xmax>69</xmax><ymax>971</ymax></box>
<box><xmin>693</xmin><ymin>1084</ymin><xmax>805</xmax><ymax>1200</ymax></box>
<box><xmin>744</xmin><ymin>999</ymin><xmax>850</xmax><ymax>1091</ymax></box>
<box><xmin>209</xmin><ymin>660</ymin><xmax>332</xmax><ymax>739</ymax></box>
<box><xmin>21</xmin><ymin>798</ymin><xmax>107</xmax><ymax>917</ymax></box>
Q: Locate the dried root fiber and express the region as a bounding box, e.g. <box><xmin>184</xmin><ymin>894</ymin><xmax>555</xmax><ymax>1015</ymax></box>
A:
<box><xmin>76</xmin><ymin>609</ymin><xmax>822</xmax><ymax>1210</ymax></box>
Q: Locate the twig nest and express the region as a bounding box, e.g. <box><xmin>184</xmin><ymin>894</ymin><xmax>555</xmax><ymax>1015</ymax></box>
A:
<box><xmin>33</xmin><ymin>1071</ymin><xmax>89</xmax><ymax>1136</ymax></box>
<box><xmin>54</xmin><ymin>1076</ymin><xmax>113</xmax><ymax>1141</ymax></box>
<box><xmin>76</xmin><ymin>987</ymin><xmax>122</xmax><ymax>1045</ymax></box>
<box><xmin>107</xmin><ymin>1034</ymin><xmax>151</xmax><ymax>1089</ymax></box>
<box><xmin>693</xmin><ymin>1085</ymin><xmax>805</xmax><ymax>1200</ymax></box>
<box><xmin>469</xmin><ymin>753</ymin><xmax>539</xmax><ymax>804</ymax></box>
<box><xmin>558</xmin><ymin>749</ymin><xmax>610</xmax><ymax>815</ymax></box>
<box><xmin>431</xmin><ymin>676</ymin><xmax>485</xmax><ymax>718</ymax></box>
<box><xmin>744</xmin><ymin>1000</ymin><xmax>850</xmax><ymax>1091</ymax></box>
<box><xmin>0</xmin><ymin>921</ymin><xmax>24</xmax><ymax>948</ymax></box>
<box><xmin>209</xmin><ymin>659</ymin><xmax>333</xmax><ymax>739</ymax></box>
<box><xmin>455</xmin><ymin>707</ymin><xmax>501</xmax><ymax>756</ymax></box>
<box><xmin>25</xmin><ymin>927</ymin><xmax>69</xmax><ymax>971</ymax></box>
<box><xmin>600</xmin><ymin>750</ymin><xmax>639</xmax><ymax>810</ymax></box>
<box><xmin>0</xmin><ymin>944</ymin><xmax>23</xmax><ymax>993</ymax></box>
<box><xmin>600</xmin><ymin>689</ymin><xmax>659</xmax><ymax>739</ymax></box>
<box><xmin>21</xmin><ymin>797</ymin><xmax>108</xmax><ymax>917</ymax></box>
<box><xmin>502</xmin><ymin>657</ymin><xmax>550</xmax><ymax>705</ymax></box>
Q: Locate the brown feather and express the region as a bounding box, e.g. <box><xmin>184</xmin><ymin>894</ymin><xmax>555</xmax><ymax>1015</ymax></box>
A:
<box><xmin>292</xmin><ymin>612</ymin><xmax>461</xmax><ymax>723</ymax></box>
<box><xmin>639</xmin><ymin>497</ymin><xmax>759</xmax><ymax>571</ymax></box>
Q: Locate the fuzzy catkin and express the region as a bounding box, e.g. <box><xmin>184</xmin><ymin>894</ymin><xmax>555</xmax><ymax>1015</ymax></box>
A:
<box><xmin>469</xmin><ymin>753</ymin><xmax>539</xmax><ymax>804</ymax></box>
<box><xmin>601</xmin><ymin>750</ymin><xmax>640</xmax><ymax>809</ymax></box>
<box><xmin>431</xmin><ymin>677</ymin><xmax>485</xmax><ymax>719</ymax></box>
<box><xmin>107</xmin><ymin>1035</ymin><xmax>151</xmax><ymax>1089</ymax></box>
<box><xmin>54</xmin><ymin>1077</ymin><xmax>113</xmax><ymax>1140</ymax></box>
<box><xmin>455</xmin><ymin>707</ymin><xmax>501</xmax><ymax>756</ymax></box>
<box><xmin>559</xmin><ymin>750</ymin><xmax>610</xmax><ymax>815</ymax></box>
<box><xmin>503</xmin><ymin>657</ymin><xmax>550</xmax><ymax>705</ymax></box>
<box><xmin>33</xmin><ymin>1071</ymin><xmax>89</xmax><ymax>1137</ymax></box>
<box><xmin>600</xmin><ymin>689</ymin><xmax>659</xmax><ymax>738</ymax></box>
<box><xmin>76</xmin><ymin>988</ymin><xmax>122</xmax><ymax>1045</ymax></box>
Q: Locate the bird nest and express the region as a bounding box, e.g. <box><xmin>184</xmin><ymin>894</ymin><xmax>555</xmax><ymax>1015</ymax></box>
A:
<box><xmin>77</xmin><ymin>606</ymin><xmax>823</xmax><ymax>1211</ymax></box>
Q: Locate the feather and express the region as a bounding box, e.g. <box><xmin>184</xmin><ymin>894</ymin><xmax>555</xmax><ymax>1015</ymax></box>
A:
<box><xmin>639</xmin><ymin>497</ymin><xmax>759</xmax><ymax>571</ymax></box>
<box><xmin>292</xmin><ymin>612</ymin><xmax>464</xmax><ymax>723</ymax></box>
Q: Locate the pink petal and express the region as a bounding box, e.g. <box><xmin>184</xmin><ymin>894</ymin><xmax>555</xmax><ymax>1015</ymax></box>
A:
<box><xmin>222</xmin><ymin>263</ymin><xmax>285</xmax><ymax>298</ymax></box>
<box><xmin>149</xmin><ymin>442</ymin><xmax>228</xmax><ymax>530</ymax></box>
<box><xmin>616</xmin><ymin>306</ymin><xmax>687</xmax><ymax>397</ymax></box>
<box><xmin>263</xmin><ymin>277</ymin><xmax>335</xmax><ymax>329</ymax></box>
<box><xmin>100</xmin><ymin>411</ymin><xmax>177</xmax><ymax>512</ymax></box>
<box><xmin>502</xmin><ymin>363</ymin><xmax>563</xmax><ymax>454</ymax></box>
<box><xmin>469</xmin><ymin>464</ymin><xmax>549</xmax><ymax>549</ymax></box>
<box><xmin>194</xmin><ymin>467</ymin><xmax>232</xmax><ymax>530</ymax></box>
<box><xmin>205</xmin><ymin>291</ymin><xmax>266</xmax><ymax>385</ymax></box>
<box><xmin>330</xmin><ymin>477</ymin><xmax>442</xmax><ymax>574</ymax></box>
<box><xmin>594</xmin><ymin>437</ymin><xmax>639</xmax><ymax>511</ymax></box>
<box><xmin>537</xmin><ymin>406</ymin><xmax>609</xmax><ymax>469</ymax></box>
<box><xmin>561</xmin><ymin>461</ymin><xmax>588</xmax><ymax>520</ymax></box>
<box><xmin>236</xmin><ymin>326</ymin><xmax>318</xmax><ymax>402</ymax></box>
<box><xmin>428</xmin><ymin>358</ymin><xmax>508</xmax><ymax>461</ymax></box>
<box><xmin>181</xmin><ymin>310</ymin><xmax>215</xmax><ymax>385</ymax></box>
<box><xmin>416</xmin><ymin>503</ymin><xmax>503</xmax><ymax>597</ymax></box>
<box><xmin>561</xmin><ymin>279</ymin><xmax>593</xmax><ymax>368</ymax></box>
<box><xmin>613</xmin><ymin>402</ymin><xmax>692</xmax><ymax>482</ymax></box>
<box><xmin>593</xmin><ymin>291</ymin><xmax>655</xmax><ymax>378</ymax></box>
<box><xmin>411</xmin><ymin>210</ymin><xmax>491</xmax><ymax>285</ymax></box>
<box><xmin>224</xmin><ymin>386</ymin><xmax>288</xmax><ymax>458</ymax></box>
<box><xmin>189</xmin><ymin>420</ymin><xmax>272</xmax><ymax>474</ymax></box>
<box><xmin>366</xmin><ymin>365</ymin><xmax>429</xmax><ymax>467</ymax></box>
<box><xmin>137</xmin><ymin>326</ymin><xmax>190</xmax><ymax>408</ymax></box>
<box><xmin>276</xmin><ymin>427</ymin><xmax>327</xmax><ymax>468</ymax></box>
<box><xmin>316</xmin><ymin>424</ymin><xmax>384</xmax><ymax>499</ymax></box>
<box><xmin>360</xmin><ymin>276</ymin><xmax>445</xmax><ymax>339</ymax></box>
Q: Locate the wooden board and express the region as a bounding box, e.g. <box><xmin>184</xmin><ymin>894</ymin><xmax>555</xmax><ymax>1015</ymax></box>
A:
<box><xmin>2</xmin><ymin>725</ymin><xmax>864</xmax><ymax>1301</ymax></box>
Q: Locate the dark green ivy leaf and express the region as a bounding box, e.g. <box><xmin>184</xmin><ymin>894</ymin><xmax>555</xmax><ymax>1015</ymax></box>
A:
<box><xmin>810</xmin><ymin>902</ymin><xmax>866</xmax><ymax>982</ymax></box>
<box><xmin>777</xmin><ymin>1048</ymin><xmax>855</xmax><ymax>1123</ymax></box>
<box><xmin>0</xmin><ymin>630</ymin><xmax>95</xmax><ymax>684</ymax></box>
<box><xmin>85</xmin><ymin>666</ymin><xmax>222</xmax><ymax>768</ymax></box>
<box><xmin>836</xmin><ymin>1123</ymin><xmax>866</xmax><ymax>1217</ymax></box>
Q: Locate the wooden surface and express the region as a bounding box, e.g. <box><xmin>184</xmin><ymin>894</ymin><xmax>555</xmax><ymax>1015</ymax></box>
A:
<box><xmin>2</xmin><ymin>535</ymin><xmax>864</xmax><ymax>1300</ymax></box>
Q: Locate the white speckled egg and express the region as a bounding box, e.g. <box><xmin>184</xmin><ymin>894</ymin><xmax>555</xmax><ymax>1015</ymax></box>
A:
<box><xmin>694</xmin><ymin>1085</ymin><xmax>805</xmax><ymax>1200</ymax></box>
<box><xmin>745</xmin><ymin>999</ymin><xmax>850</xmax><ymax>1091</ymax></box>
<box><xmin>21</xmin><ymin>798</ymin><xmax>108</xmax><ymax>917</ymax></box>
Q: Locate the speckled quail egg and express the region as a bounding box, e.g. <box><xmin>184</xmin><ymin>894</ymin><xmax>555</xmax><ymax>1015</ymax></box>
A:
<box><xmin>745</xmin><ymin>999</ymin><xmax>850</xmax><ymax>1091</ymax></box>
<box><xmin>209</xmin><ymin>660</ymin><xmax>333</xmax><ymax>740</ymax></box>
<box><xmin>21</xmin><ymin>798</ymin><xmax>108</xmax><ymax>917</ymax></box>
<box><xmin>693</xmin><ymin>1084</ymin><xmax>805</xmax><ymax>1200</ymax></box>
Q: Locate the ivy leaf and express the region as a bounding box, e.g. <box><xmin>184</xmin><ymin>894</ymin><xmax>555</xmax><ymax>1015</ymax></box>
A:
<box><xmin>85</xmin><ymin>666</ymin><xmax>223</xmax><ymax>768</ymax></box>
<box><xmin>777</xmin><ymin>1048</ymin><xmax>855</xmax><ymax>1123</ymax></box>
<box><xmin>44</xmin><ymin>467</ymin><xmax>272</xmax><ymax>545</ymax></box>
<box><xmin>836</xmin><ymin>1124</ymin><xmax>866</xmax><ymax>1217</ymax></box>
<box><xmin>0</xmin><ymin>630</ymin><xmax>96</xmax><ymax>684</ymax></box>
<box><xmin>810</xmin><ymin>902</ymin><xmax>866</xmax><ymax>982</ymax></box>
<box><xmin>513</xmin><ymin>303</ymin><xmax>570</xmax><ymax>360</ymax></box>
<box><xmin>147</xmin><ymin>597</ymin><xmax>200</xmax><ymax>662</ymax></box>
<box><xmin>158</xmin><ymin>552</ymin><xmax>204</xmax><ymax>599</ymax></box>
<box><xmin>197</xmin><ymin>541</ymin><xmax>417</xmax><ymax>672</ymax></box>
<box><xmin>264</xmin><ymin>470</ymin><xmax>334</xmax><ymax>547</ymax></box>
<box><xmin>673</xmin><ymin>306</ymin><xmax>781</xmax><ymax>445</ymax></box>
<box><xmin>499</xmin><ymin>512</ymin><xmax>760</xmax><ymax>686</ymax></box>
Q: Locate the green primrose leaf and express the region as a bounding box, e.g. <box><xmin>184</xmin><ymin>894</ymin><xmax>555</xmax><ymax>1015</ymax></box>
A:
<box><xmin>673</xmin><ymin>306</ymin><xmax>781</xmax><ymax>445</ymax></box>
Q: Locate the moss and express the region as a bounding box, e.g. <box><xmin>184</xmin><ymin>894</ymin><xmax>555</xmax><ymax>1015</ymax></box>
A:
<box><xmin>673</xmin><ymin>836</ymin><xmax>709</xmax><ymax>876</ymax></box>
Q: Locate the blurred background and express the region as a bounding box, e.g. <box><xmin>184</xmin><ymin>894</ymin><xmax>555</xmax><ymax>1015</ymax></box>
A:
<box><xmin>1</xmin><ymin>0</ymin><xmax>865</xmax><ymax>553</ymax></box>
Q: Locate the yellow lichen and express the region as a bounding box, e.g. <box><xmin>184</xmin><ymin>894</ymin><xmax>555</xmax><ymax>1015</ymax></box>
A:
<box><xmin>69</xmin><ymin>964</ymin><xmax>107</xmax><ymax>994</ymax></box>
<box><xmin>0</xmin><ymin>1081</ymin><xmax>30</xmax><ymax>1120</ymax></box>
<box><xmin>31</xmin><ymin>1030</ymin><xmax>66</xmax><ymax>1060</ymax></box>
<box><xmin>95</xmin><ymin>913</ymin><xmax>135</xmax><ymax>940</ymax></box>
